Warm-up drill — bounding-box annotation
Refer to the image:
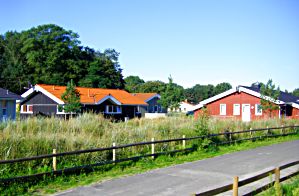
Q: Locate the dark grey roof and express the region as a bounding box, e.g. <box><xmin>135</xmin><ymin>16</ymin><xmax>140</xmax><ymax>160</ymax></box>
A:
<box><xmin>241</xmin><ymin>86</ymin><xmax>299</xmax><ymax>104</ymax></box>
<box><xmin>0</xmin><ymin>88</ymin><xmax>23</xmax><ymax>100</ymax></box>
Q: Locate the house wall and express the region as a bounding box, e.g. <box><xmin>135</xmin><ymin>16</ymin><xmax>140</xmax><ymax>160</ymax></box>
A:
<box><xmin>292</xmin><ymin>108</ymin><xmax>299</xmax><ymax>119</ymax></box>
<box><xmin>21</xmin><ymin>92</ymin><xmax>58</xmax><ymax>116</ymax></box>
<box><xmin>0</xmin><ymin>99</ymin><xmax>16</xmax><ymax>121</ymax></box>
<box><xmin>194</xmin><ymin>92</ymin><xmax>280</xmax><ymax>120</ymax></box>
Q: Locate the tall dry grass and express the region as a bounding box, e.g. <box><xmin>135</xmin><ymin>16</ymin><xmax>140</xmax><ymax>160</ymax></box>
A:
<box><xmin>0</xmin><ymin>113</ymin><xmax>298</xmax><ymax>177</ymax></box>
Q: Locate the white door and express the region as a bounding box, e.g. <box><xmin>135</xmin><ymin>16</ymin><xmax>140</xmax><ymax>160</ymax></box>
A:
<box><xmin>242</xmin><ymin>104</ymin><xmax>251</xmax><ymax>122</ymax></box>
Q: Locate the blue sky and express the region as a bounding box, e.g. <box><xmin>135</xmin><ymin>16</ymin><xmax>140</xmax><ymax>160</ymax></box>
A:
<box><xmin>1</xmin><ymin>0</ymin><xmax>299</xmax><ymax>91</ymax></box>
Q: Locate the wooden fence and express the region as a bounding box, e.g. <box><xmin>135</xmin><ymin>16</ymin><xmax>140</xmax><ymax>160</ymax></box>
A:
<box><xmin>193</xmin><ymin>160</ymin><xmax>299</xmax><ymax>196</ymax></box>
<box><xmin>0</xmin><ymin>125</ymin><xmax>298</xmax><ymax>185</ymax></box>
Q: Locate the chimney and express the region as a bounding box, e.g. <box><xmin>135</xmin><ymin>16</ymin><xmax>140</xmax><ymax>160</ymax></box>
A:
<box><xmin>88</xmin><ymin>89</ymin><xmax>90</xmax><ymax>97</ymax></box>
<box><xmin>6</xmin><ymin>90</ymin><xmax>9</xmax><ymax>95</ymax></box>
<box><xmin>52</xmin><ymin>85</ymin><xmax>55</xmax><ymax>90</ymax></box>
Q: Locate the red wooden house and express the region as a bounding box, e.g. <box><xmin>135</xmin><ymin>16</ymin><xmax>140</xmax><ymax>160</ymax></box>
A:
<box><xmin>192</xmin><ymin>85</ymin><xmax>299</xmax><ymax>121</ymax></box>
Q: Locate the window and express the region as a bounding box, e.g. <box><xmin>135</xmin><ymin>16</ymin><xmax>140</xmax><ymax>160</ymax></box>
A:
<box><xmin>2</xmin><ymin>100</ymin><xmax>7</xmax><ymax>108</ymax></box>
<box><xmin>21</xmin><ymin>104</ymin><xmax>33</xmax><ymax>113</ymax></box>
<box><xmin>233</xmin><ymin>104</ymin><xmax>240</xmax><ymax>115</ymax></box>
<box><xmin>106</xmin><ymin>105</ymin><xmax>121</xmax><ymax>114</ymax></box>
<box><xmin>57</xmin><ymin>105</ymin><xmax>65</xmax><ymax>114</ymax></box>
<box><xmin>220</xmin><ymin>104</ymin><xmax>226</xmax><ymax>115</ymax></box>
<box><xmin>255</xmin><ymin>104</ymin><xmax>262</xmax><ymax>115</ymax></box>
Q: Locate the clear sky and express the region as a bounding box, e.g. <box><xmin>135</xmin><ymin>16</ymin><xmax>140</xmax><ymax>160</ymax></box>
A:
<box><xmin>1</xmin><ymin>0</ymin><xmax>298</xmax><ymax>91</ymax></box>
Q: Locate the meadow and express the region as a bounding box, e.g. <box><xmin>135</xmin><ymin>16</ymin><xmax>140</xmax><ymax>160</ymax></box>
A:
<box><xmin>0</xmin><ymin>113</ymin><xmax>298</xmax><ymax>194</ymax></box>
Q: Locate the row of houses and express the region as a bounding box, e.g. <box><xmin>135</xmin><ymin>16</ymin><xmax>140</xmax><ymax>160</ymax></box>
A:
<box><xmin>1</xmin><ymin>84</ymin><xmax>299</xmax><ymax>122</ymax></box>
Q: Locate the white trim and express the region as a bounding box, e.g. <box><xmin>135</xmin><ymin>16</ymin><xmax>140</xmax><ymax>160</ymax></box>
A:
<box><xmin>20</xmin><ymin>104</ymin><xmax>33</xmax><ymax>114</ymax></box>
<box><xmin>233</xmin><ymin>104</ymin><xmax>240</xmax><ymax>115</ymax></box>
<box><xmin>291</xmin><ymin>102</ymin><xmax>299</xmax><ymax>109</ymax></box>
<box><xmin>56</xmin><ymin>105</ymin><xmax>67</xmax><ymax>114</ymax></box>
<box><xmin>201</xmin><ymin>89</ymin><xmax>236</xmax><ymax>105</ymax></box>
<box><xmin>144</xmin><ymin>94</ymin><xmax>161</xmax><ymax>102</ymax></box>
<box><xmin>96</xmin><ymin>95</ymin><xmax>121</xmax><ymax>105</ymax></box>
<box><xmin>105</xmin><ymin>105</ymin><xmax>122</xmax><ymax>114</ymax></box>
<box><xmin>255</xmin><ymin>104</ymin><xmax>262</xmax><ymax>116</ymax></box>
<box><xmin>21</xmin><ymin>85</ymin><xmax>65</xmax><ymax>105</ymax></box>
<box><xmin>220</xmin><ymin>104</ymin><xmax>226</xmax><ymax>115</ymax></box>
<box><xmin>192</xmin><ymin>86</ymin><xmax>286</xmax><ymax>111</ymax></box>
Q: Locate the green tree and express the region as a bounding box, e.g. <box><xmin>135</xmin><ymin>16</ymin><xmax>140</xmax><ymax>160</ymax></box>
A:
<box><xmin>124</xmin><ymin>75</ymin><xmax>145</xmax><ymax>92</ymax></box>
<box><xmin>184</xmin><ymin>84</ymin><xmax>215</xmax><ymax>104</ymax></box>
<box><xmin>292</xmin><ymin>88</ymin><xmax>299</xmax><ymax>97</ymax></box>
<box><xmin>138</xmin><ymin>80</ymin><xmax>167</xmax><ymax>93</ymax></box>
<box><xmin>260</xmin><ymin>79</ymin><xmax>280</xmax><ymax>117</ymax></box>
<box><xmin>159</xmin><ymin>76</ymin><xmax>184</xmax><ymax>110</ymax></box>
<box><xmin>0</xmin><ymin>24</ymin><xmax>125</xmax><ymax>94</ymax></box>
<box><xmin>79</xmin><ymin>49</ymin><xmax>125</xmax><ymax>89</ymax></box>
<box><xmin>61</xmin><ymin>80</ymin><xmax>81</xmax><ymax>114</ymax></box>
<box><xmin>213</xmin><ymin>82</ymin><xmax>232</xmax><ymax>95</ymax></box>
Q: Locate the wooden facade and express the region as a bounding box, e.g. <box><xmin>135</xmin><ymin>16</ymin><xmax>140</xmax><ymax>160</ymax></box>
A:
<box><xmin>193</xmin><ymin>86</ymin><xmax>299</xmax><ymax>121</ymax></box>
<box><xmin>20</xmin><ymin>84</ymin><xmax>148</xmax><ymax>120</ymax></box>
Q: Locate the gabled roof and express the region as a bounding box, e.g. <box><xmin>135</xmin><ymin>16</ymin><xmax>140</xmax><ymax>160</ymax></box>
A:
<box><xmin>131</xmin><ymin>93</ymin><xmax>161</xmax><ymax>102</ymax></box>
<box><xmin>192</xmin><ymin>86</ymin><xmax>299</xmax><ymax>111</ymax></box>
<box><xmin>22</xmin><ymin>84</ymin><xmax>148</xmax><ymax>106</ymax></box>
<box><xmin>0</xmin><ymin>88</ymin><xmax>22</xmax><ymax>100</ymax></box>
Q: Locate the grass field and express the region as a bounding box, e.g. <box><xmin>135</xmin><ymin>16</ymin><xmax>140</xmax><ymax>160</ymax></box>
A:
<box><xmin>0</xmin><ymin>113</ymin><xmax>298</xmax><ymax>194</ymax></box>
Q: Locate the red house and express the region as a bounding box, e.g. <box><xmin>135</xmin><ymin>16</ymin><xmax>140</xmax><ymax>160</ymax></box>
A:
<box><xmin>193</xmin><ymin>85</ymin><xmax>299</xmax><ymax>121</ymax></box>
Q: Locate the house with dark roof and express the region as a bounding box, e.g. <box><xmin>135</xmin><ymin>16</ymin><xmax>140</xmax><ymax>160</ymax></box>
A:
<box><xmin>192</xmin><ymin>85</ymin><xmax>299</xmax><ymax>121</ymax></box>
<box><xmin>0</xmin><ymin>88</ymin><xmax>22</xmax><ymax>122</ymax></box>
<box><xmin>20</xmin><ymin>84</ymin><xmax>148</xmax><ymax>120</ymax></box>
<box><xmin>131</xmin><ymin>93</ymin><xmax>166</xmax><ymax>117</ymax></box>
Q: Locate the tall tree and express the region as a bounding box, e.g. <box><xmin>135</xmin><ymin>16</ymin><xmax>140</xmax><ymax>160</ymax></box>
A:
<box><xmin>292</xmin><ymin>88</ymin><xmax>299</xmax><ymax>97</ymax></box>
<box><xmin>0</xmin><ymin>24</ymin><xmax>125</xmax><ymax>93</ymax></box>
<box><xmin>61</xmin><ymin>80</ymin><xmax>81</xmax><ymax>114</ymax></box>
<box><xmin>159</xmin><ymin>76</ymin><xmax>184</xmax><ymax>110</ymax></box>
<box><xmin>124</xmin><ymin>75</ymin><xmax>145</xmax><ymax>92</ymax></box>
<box><xmin>214</xmin><ymin>82</ymin><xmax>232</xmax><ymax>95</ymax></box>
<box><xmin>260</xmin><ymin>79</ymin><xmax>280</xmax><ymax>117</ymax></box>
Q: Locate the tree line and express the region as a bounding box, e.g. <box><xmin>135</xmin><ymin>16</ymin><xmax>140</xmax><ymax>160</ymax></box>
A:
<box><xmin>1</xmin><ymin>24</ymin><xmax>298</xmax><ymax>110</ymax></box>
<box><xmin>0</xmin><ymin>24</ymin><xmax>124</xmax><ymax>94</ymax></box>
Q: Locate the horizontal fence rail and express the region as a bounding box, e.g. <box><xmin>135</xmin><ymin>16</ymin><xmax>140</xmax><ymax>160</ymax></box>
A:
<box><xmin>194</xmin><ymin>160</ymin><xmax>299</xmax><ymax>196</ymax></box>
<box><xmin>0</xmin><ymin>125</ymin><xmax>298</xmax><ymax>184</ymax></box>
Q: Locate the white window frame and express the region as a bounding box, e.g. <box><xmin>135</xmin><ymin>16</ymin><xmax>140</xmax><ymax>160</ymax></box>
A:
<box><xmin>233</xmin><ymin>104</ymin><xmax>240</xmax><ymax>115</ymax></box>
<box><xmin>57</xmin><ymin>105</ymin><xmax>66</xmax><ymax>114</ymax></box>
<box><xmin>105</xmin><ymin>105</ymin><xmax>122</xmax><ymax>114</ymax></box>
<box><xmin>20</xmin><ymin>104</ymin><xmax>33</xmax><ymax>114</ymax></box>
<box><xmin>220</xmin><ymin>104</ymin><xmax>226</xmax><ymax>115</ymax></box>
<box><xmin>255</xmin><ymin>104</ymin><xmax>262</xmax><ymax>116</ymax></box>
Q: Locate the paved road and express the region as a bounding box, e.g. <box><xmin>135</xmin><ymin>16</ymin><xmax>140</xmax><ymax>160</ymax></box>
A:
<box><xmin>56</xmin><ymin>140</ymin><xmax>299</xmax><ymax>196</ymax></box>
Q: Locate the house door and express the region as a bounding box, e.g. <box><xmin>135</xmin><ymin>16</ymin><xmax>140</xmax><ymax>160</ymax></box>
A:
<box><xmin>242</xmin><ymin>104</ymin><xmax>251</xmax><ymax>122</ymax></box>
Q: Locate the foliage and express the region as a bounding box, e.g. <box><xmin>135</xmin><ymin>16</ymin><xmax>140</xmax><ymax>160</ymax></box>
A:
<box><xmin>0</xmin><ymin>24</ymin><xmax>125</xmax><ymax>94</ymax></box>
<box><xmin>0</xmin><ymin>114</ymin><xmax>298</xmax><ymax>194</ymax></box>
<box><xmin>124</xmin><ymin>75</ymin><xmax>145</xmax><ymax>92</ymax></box>
<box><xmin>260</xmin><ymin>79</ymin><xmax>281</xmax><ymax>117</ymax></box>
<box><xmin>61</xmin><ymin>80</ymin><xmax>81</xmax><ymax>113</ymax></box>
<box><xmin>184</xmin><ymin>82</ymin><xmax>231</xmax><ymax>104</ymax></box>
<box><xmin>292</xmin><ymin>88</ymin><xmax>299</xmax><ymax>97</ymax></box>
<box><xmin>137</xmin><ymin>80</ymin><xmax>167</xmax><ymax>93</ymax></box>
<box><xmin>159</xmin><ymin>76</ymin><xmax>184</xmax><ymax>109</ymax></box>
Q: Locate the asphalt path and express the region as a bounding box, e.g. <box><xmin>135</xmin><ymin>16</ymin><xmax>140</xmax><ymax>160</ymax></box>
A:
<box><xmin>56</xmin><ymin>140</ymin><xmax>299</xmax><ymax>196</ymax></box>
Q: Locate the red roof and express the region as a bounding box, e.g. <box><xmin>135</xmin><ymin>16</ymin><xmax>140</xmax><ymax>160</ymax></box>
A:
<box><xmin>37</xmin><ymin>84</ymin><xmax>148</xmax><ymax>105</ymax></box>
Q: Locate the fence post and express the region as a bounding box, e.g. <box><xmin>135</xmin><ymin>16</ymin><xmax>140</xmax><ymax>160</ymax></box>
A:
<box><xmin>233</xmin><ymin>176</ymin><xmax>239</xmax><ymax>196</ymax></box>
<box><xmin>266</xmin><ymin>126</ymin><xmax>269</xmax><ymax>136</ymax></box>
<box><xmin>183</xmin><ymin>135</ymin><xmax>186</xmax><ymax>149</ymax></box>
<box><xmin>151</xmin><ymin>138</ymin><xmax>155</xmax><ymax>159</ymax></box>
<box><xmin>112</xmin><ymin>142</ymin><xmax>116</xmax><ymax>162</ymax></box>
<box><xmin>53</xmin><ymin>149</ymin><xmax>57</xmax><ymax>171</ymax></box>
<box><xmin>250</xmin><ymin>128</ymin><xmax>253</xmax><ymax>139</ymax></box>
<box><xmin>281</xmin><ymin>125</ymin><xmax>284</xmax><ymax>134</ymax></box>
<box><xmin>275</xmin><ymin>167</ymin><xmax>280</xmax><ymax>184</ymax></box>
<box><xmin>229</xmin><ymin>130</ymin><xmax>232</xmax><ymax>142</ymax></box>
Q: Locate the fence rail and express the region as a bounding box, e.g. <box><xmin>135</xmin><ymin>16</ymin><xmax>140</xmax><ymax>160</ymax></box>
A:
<box><xmin>0</xmin><ymin>125</ymin><xmax>298</xmax><ymax>184</ymax></box>
<box><xmin>194</xmin><ymin>160</ymin><xmax>299</xmax><ymax>196</ymax></box>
